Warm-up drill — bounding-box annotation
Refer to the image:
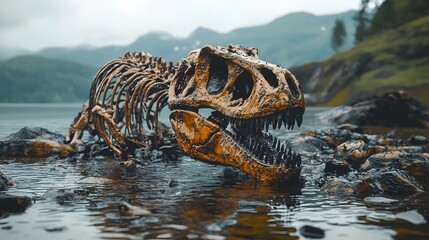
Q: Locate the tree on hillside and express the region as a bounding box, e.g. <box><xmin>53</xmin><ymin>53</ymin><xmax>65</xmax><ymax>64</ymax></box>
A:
<box><xmin>368</xmin><ymin>0</ymin><xmax>429</xmax><ymax>36</ymax></box>
<box><xmin>331</xmin><ymin>19</ymin><xmax>347</xmax><ymax>52</ymax></box>
<box><xmin>354</xmin><ymin>0</ymin><xmax>372</xmax><ymax>44</ymax></box>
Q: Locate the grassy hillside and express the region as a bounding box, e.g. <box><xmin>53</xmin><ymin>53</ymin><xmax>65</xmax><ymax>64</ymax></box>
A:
<box><xmin>292</xmin><ymin>15</ymin><xmax>429</xmax><ymax>106</ymax></box>
<box><xmin>0</xmin><ymin>56</ymin><xmax>97</xmax><ymax>103</ymax></box>
<box><xmin>36</xmin><ymin>11</ymin><xmax>356</xmax><ymax>69</ymax></box>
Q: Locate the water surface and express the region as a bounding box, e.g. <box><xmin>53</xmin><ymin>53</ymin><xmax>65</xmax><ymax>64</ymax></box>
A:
<box><xmin>0</xmin><ymin>104</ymin><xmax>428</xmax><ymax>240</ymax></box>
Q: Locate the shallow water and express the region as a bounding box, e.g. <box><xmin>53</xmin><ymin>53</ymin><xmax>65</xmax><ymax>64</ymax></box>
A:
<box><xmin>1</xmin><ymin>104</ymin><xmax>428</xmax><ymax>240</ymax></box>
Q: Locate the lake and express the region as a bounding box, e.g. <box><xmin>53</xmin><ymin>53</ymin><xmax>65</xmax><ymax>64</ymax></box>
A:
<box><xmin>0</xmin><ymin>103</ymin><xmax>428</xmax><ymax>240</ymax></box>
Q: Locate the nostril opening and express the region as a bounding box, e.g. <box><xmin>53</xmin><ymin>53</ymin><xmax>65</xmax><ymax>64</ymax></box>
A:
<box><xmin>260</xmin><ymin>67</ymin><xmax>278</xmax><ymax>88</ymax></box>
<box><xmin>231</xmin><ymin>70</ymin><xmax>253</xmax><ymax>101</ymax></box>
<box><xmin>285</xmin><ymin>73</ymin><xmax>300</xmax><ymax>98</ymax></box>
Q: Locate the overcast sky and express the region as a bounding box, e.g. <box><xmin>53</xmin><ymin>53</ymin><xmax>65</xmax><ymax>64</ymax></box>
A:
<box><xmin>0</xmin><ymin>0</ymin><xmax>362</xmax><ymax>51</ymax></box>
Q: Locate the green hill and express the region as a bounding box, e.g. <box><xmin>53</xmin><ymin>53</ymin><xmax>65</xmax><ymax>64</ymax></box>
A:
<box><xmin>36</xmin><ymin>11</ymin><xmax>357</xmax><ymax>69</ymax></box>
<box><xmin>0</xmin><ymin>56</ymin><xmax>98</xmax><ymax>103</ymax></box>
<box><xmin>292</xmin><ymin>15</ymin><xmax>429</xmax><ymax>106</ymax></box>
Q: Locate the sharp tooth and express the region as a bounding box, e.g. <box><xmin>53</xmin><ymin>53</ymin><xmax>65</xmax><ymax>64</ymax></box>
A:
<box><xmin>257</xmin><ymin>118</ymin><xmax>262</xmax><ymax>132</ymax></box>
<box><xmin>276</xmin><ymin>141</ymin><xmax>281</xmax><ymax>151</ymax></box>
<box><xmin>273</xmin><ymin>116</ymin><xmax>278</xmax><ymax>130</ymax></box>
<box><xmin>296</xmin><ymin>114</ymin><xmax>303</xmax><ymax>127</ymax></box>
<box><xmin>285</xmin><ymin>154</ymin><xmax>291</xmax><ymax>168</ymax></box>
<box><xmin>282</xmin><ymin>112</ymin><xmax>288</xmax><ymax>127</ymax></box>
<box><xmin>269</xmin><ymin>156</ymin><xmax>274</xmax><ymax>165</ymax></box>
<box><xmin>265</xmin><ymin>118</ymin><xmax>270</xmax><ymax>131</ymax></box>
<box><xmin>277</xmin><ymin>114</ymin><xmax>283</xmax><ymax>129</ymax></box>
<box><xmin>288</xmin><ymin>147</ymin><xmax>292</xmax><ymax>156</ymax></box>
<box><xmin>297</xmin><ymin>153</ymin><xmax>302</xmax><ymax>167</ymax></box>
<box><xmin>275</xmin><ymin>153</ymin><xmax>281</xmax><ymax>165</ymax></box>
<box><xmin>255</xmin><ymin>143</ymin><xmax>261</xmax><ymax>155</ymax></box>
<box><xmin>273</xmin><ymin>137</ymin><xmax>277</xmax><ymax>148</ymax></box>
<box><xmin>258</xmin><ymin>147</ymin><xmax>264</xmax><ymax>159</ymax></box>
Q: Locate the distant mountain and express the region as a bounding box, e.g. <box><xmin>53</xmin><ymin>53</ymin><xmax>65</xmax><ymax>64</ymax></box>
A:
<box><xmin>35</xmin><ymin>10</ymin><xmax>357</xmax><ymax>68</ymax></box>
<box><xmin>0</xmin><ymin>46</ymin><xmax>31</xmax><ymax>61</ymax></box>
<box><xmin>0</xmin><ymin>56</ymin><xmax>98</xmax><ymax>103</ymax></box>
<box><xmin>0</xmin><ymin>10</ymin><xmax>358</xmax><ymax>103</ymax></box>
<box><xmin>291</xmin><ymin>15</ymin><xmax>429</xmax><ymax>106</ymax></box>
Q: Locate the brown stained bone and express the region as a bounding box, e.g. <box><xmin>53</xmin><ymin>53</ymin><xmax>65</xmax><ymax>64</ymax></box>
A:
<box><xmin>170</xmin><ymin>110</ymin><xmax>301</xmax><ymax>183</ymax></box>
<box><xmin>168</xmin><ymin>45</ymin><xmax>304</xmax><ymax>118</ymax></box>
<box><xmin>67</xmin><ymin>45</ymin><xmax>305</xmax><ymax>182</ymax></box>
<box><xmin>66</xmin><ymin>52</ymin><xmax>176</xmax><ymax>160</ymax></box>
<box><xmin>66</xmin><ymin>101</ymin><xmax>93</xmax><ymax>146</ymax></box>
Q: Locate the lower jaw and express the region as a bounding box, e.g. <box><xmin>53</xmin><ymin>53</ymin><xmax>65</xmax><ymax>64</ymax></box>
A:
<box><xmin>170</xmin><ymin>109</ymin><xmax>301</xmax><ymax>183</ymax></box>
<box><xmin>188</xmin><ymin>129</ymin><xmax>301</xmax><ymax>183</ymax></box>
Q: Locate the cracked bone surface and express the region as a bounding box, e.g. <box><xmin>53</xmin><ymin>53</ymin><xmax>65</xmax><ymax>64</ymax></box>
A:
<box><xmin>67</xmin><ymin>44</ymin><xmax>305</xmax><ymax>182</ymax></box>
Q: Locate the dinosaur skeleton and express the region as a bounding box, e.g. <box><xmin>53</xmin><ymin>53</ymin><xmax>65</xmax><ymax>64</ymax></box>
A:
<box><xmin>67</xmin><ymin>45</ymin><xmax>305</xmax><ymax>183</ymax></box>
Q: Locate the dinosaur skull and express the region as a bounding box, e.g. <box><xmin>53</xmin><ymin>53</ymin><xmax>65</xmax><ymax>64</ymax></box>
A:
<box><xmin>168</xmin><ymin>45</ymin><xmax>305</xmax><ymax>183</ymax></box>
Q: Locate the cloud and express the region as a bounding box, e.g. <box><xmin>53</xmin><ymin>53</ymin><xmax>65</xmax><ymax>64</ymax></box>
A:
<box><xmin>0</xmin><ymin>0</ymin><xmax>361</xmax><ymax>51</ymax></box>
<box><xmin>0</xmin><ymin>0</ymin><xmax>74</xmax><ymax>28</ymax></box>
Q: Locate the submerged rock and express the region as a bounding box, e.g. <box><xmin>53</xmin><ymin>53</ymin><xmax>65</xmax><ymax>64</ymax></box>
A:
<box><xmin>0</xmin><ymin>193</ymin><xmax>32</xmax><ymax>213</ymax></box>
<box><xmin>0</xmin><ymin>127</ymin><xmax>74</xmax><ymax>158</ymax></box>
<box><xmin>0</xmin><ymin>171</ymin><xmax>15</xmax><ymax>191</ymax></box>
<box><xmin>299</xmin><ymin>225</ymin><xmax>325</xmax><ymax>239</ymax></box>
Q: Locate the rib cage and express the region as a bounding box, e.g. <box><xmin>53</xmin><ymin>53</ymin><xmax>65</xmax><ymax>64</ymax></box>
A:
<box><xmin>89</xmin><ymin>52</ymin><xmax>176</xmax><ymax>152</ymax></box>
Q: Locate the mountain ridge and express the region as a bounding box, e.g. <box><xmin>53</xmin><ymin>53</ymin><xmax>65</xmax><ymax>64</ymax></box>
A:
<box><xmin>27</xmin><ymin>10</ymin><xmax>357</xmax><ymax>68</ymax></box>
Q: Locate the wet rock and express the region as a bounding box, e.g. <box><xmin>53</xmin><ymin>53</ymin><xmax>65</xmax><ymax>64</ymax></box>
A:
<box><xmin>42</xmin><ymin>189</ymin><xmax>88</xmax><ymax>205</ymax></box>
<box><xmin>318</xmin><ymin>91</ymin><xmax>429</xmax><ymax>128</ymax></box>
<box><xmin>0</xmin><ymin>193</ymin><xmax>32</xmax><ymax>213</ymax></box>
<box><xmin>324</xmin><ymin>160</ymin><xmax>352</xmax><ymax>175</ymax></box>
<box><xmin>408</xmin><ymin>135</ymin><xmax>429</xmax><ymax>145</ymax></box>
<box><xmin>320</xmin><ymin>177</ymin><xmax>358</xmax><ymax>195</ymax></box>
<box><xmin>337</xmin><ymin>124</ymin><xmax>364</xmax><ymax>134</ymax></box>
<box><xmin>0</xmin><ymin>127</ymin><xmax>74</xmax><ymax>158</ymax></box>
<box><xmin>357</xmin><ymin>169</ymin><xmax>424</xmax><ymax>197</ymax></box>
<box><xmin>364</xmin><ymin>196</ymin><xmax>399</xmax><ymax>204</ymax></box>
<box><xmin>207</xmin><ymin>218</ymin><xmax>237</xmax><ymax>232</ymax></box>
<box><xmin>395</xmin><ymin>210</ymin><xmax>427</xmax><ymax>225</ymax></box>
<box><xmin>45</xmin><ymin>226</ymin><xmax>68</xmax><ymax>232</ymax></box>
<box><xmin>168</xmin><ymin>179</ymin><xmax>179</xmax><ymax>187</ymax></box>
<box><xmin>299</xmin><ymin>225</ymin><xmax>325</xmax><ymax>239</ymax></box>
<box><xmin>335</xmin><ymin>140</ymin><xmax>385</xmax><ymax>166</ymax></box>
<box><xmin>4</xmin><ymin>127</ymin><xmax>65</xmax><ymax>142</ymax></box>
<box><xmin>286</xmin><ymin>132</ymin><xmax>333</xmax><ymax>153</ymax></box>
<box><xmin>361</xmin><ymin>152</ymin><xmax>429</xmax><ymax>179</ymax></box>
<box><xmin>305</xmin><ymin>128</ymin><xmax>368</xmax><ymax>147</ymax></box>
<box><xmin>0</xmin><ymin>171</ymin><xmax>15</xmax><ymax>191</ymax></box>
<box><xmin>119</xmin><ymin>201</ymin><xmax>151</xmax><ymax>216</ymax></box>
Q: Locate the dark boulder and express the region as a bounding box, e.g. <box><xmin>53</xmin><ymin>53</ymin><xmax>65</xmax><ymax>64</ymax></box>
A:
<box><xmin>0</xmin><ymin>127</ymin><xmax>74</xmax><ymax>158</ymax></box>
<box><xmin>318</xmin><ymin>91</ymin><xmax>429</xmax><ymax>128</ymax></box>
<box><xmin>0</xmin><ymin>193</ymin><xmax>32</xmax><ymax>213</ymax></box>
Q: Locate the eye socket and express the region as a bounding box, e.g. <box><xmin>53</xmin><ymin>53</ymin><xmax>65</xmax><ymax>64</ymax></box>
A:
<box><xmin>260</xmin><ymin>67</ymin><xmax>278</xmax><ymax>88</ymax></box>
<box><xmin>231</xmin><ymin>69</ymin><xmax>253</xmax><ymax>101</ymax></box>
<box><xmin>285</xmin><ymin>73</ymin><xmax>300</xmax><ymax>98</ymax></box>
<box><xmin>207</xmin><ymin>56</ymin><xmax>229</xmax><ymax>94</ymax></box>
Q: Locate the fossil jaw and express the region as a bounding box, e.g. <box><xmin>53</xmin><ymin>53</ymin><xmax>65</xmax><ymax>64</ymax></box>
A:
<box><xmin>169</xmin><ymin>107</ymin><xmax>304</xmax><ymax>183</ymax></box>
